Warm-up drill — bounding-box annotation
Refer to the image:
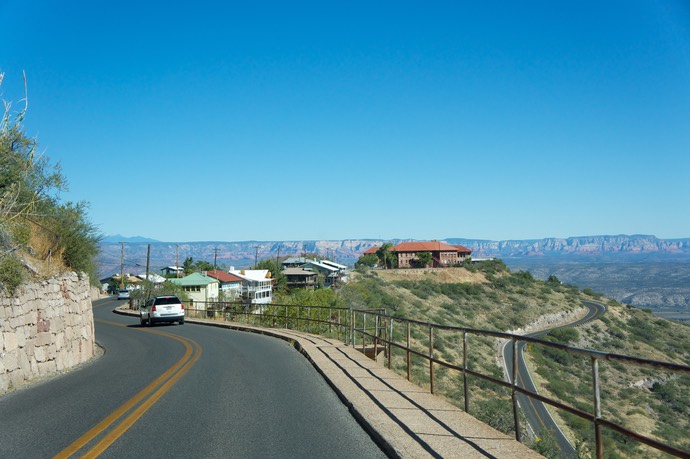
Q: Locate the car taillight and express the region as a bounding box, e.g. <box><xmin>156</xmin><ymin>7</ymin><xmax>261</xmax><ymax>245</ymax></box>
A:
<box><xmin>181</xmin><ymin>304</ymin><xmax>185</xmax><ymax>310</ymax></box>
<box><xmin>151</xmin><ymin>305</ymin><xmax>157</xmax><ymax>312</ymax></box>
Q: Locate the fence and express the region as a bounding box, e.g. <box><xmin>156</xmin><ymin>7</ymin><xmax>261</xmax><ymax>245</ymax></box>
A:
<box><xmin>185</xmin><ymin>300</ymin><xmax>690</xmax><ymax>459</ymax></box>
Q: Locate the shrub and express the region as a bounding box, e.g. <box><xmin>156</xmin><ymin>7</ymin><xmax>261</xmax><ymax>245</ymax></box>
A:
<box><xmin>472</xmin><ymin>398</ymin><xmax>516</xmax><ymax>434</ymax></box>
<box><xmin>547</xmin><ymin>327</ymin><xmax>579</xmax><ymax>345</ymax></box>
<box><xmin>0</xmin><ymin>255</ymin><xmax>25</xmax><ymax>294</ymax></box>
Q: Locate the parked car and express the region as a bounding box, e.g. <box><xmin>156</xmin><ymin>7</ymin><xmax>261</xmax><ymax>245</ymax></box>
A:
<box><xmin>140</xmin><ymin>295</ymin><xmax>185</xmax><ymax>326</ymax></box>
<box><xmin>117</xmin><ymin>289</ymin><xmax>131</xmax><ymax>300</ymax></box>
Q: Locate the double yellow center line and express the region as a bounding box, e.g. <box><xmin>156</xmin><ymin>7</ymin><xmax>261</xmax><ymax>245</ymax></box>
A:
<box><xmin>54</xmin><ymin>321</ymin><xmax>202</xmax><ymax>459</ymax></box>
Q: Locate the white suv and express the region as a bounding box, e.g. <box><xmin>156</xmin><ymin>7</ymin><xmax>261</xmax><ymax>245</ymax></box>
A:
<box><xmin>140</xmin><ymin>295</ymin><xmax>185</xmax><ymax>326</ymax></box>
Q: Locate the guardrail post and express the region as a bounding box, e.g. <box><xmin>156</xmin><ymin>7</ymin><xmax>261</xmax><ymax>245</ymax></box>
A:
<box><xmin>406</xmin><ymin>321</ymin><xmax>411</xmax><ymax>382</ymax></box>
<box><xmin>337</xmin><ymin>309</ymin><xmax>341</xmax><ymax>341</ymax></box>
<box><xmin>362</xmin><ymin>312</ymin><xmax>367</xmax><ymax>354</ymax></box>
<box><xmin>350</xmin><ymin>309</ymin><xmax>355</xmax><ymax>347</ymax></box>
<box><xmin>388</xmin><ymin>318</ymin><xmax>393</xmax><ymax>370</ymax></box>
<box><xmin>463</xmin><ymin>330</ymin><xmax>469</xmax><ymax>412</ymax></box>
<box><xmin>374</xmin><ymin>315</ymin><xmax>379</xmax><ymax>362</ymax></box>
<box><xmin>429</xmin><ymin>324</ymin><xmax>434</xmax><ymax>394</ymax></box>
<box><xmin>592</xmin><ymin>356</ymin><xmax>603</xmax><ymax>459</ymax></box>
<box><xmin>512</xmin><ymin>337</ymin><xmax>522</xmax><ymax>443</ymax></box>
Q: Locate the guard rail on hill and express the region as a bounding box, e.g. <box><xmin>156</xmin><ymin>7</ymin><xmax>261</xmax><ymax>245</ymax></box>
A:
<box><xmin>183</xmin><ymin>301</ymin><xmax>690</xmax><ymax>459</ymax></box>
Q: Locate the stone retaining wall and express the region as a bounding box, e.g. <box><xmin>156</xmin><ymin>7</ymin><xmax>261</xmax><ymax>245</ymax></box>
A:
<box><xmin>0</xmin><ymin>272</ymin><xmax>96</xmax><ymax>394</ymax></box>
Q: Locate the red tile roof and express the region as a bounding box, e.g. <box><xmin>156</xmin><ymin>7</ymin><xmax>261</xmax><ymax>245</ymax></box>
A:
<box><xmin>206</xmin><ymin>269</ymin><xmax>244</xmax><ymax>283</ymax></box>
<box><xmin>452</xmin><ymin>244</ymin><xmax>472</xmax><ymax>254</ymax></box>
<box><xmin>363</xmin><ymin>246</ymin><xmax>380</xmax><ymax>255</ymax></box>
<box><xmin>392</xmin><ymin>241</ymin><xmax>472</xmax><ymax>254</ymax></box>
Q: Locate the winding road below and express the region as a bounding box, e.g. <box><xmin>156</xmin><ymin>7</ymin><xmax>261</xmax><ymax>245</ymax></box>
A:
<box><xmin>501</xmin><ymin>300</ymin><xmax>607</xmax><ymax>458</ymax></box>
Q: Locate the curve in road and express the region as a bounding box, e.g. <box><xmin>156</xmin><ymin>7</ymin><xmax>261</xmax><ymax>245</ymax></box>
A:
<box><xmin>502</xmin><ymin>300</ymin><xmax>606</xmax><ymax>458</ymax></box>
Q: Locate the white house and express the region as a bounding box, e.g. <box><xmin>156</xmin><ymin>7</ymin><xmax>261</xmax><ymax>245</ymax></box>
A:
<box><xmin>229</xmin><ymin>269</ymin><xmax>273</xmax><ymax>305</ymax></box>
<box><xmin>136</xmin><ymin>272</ymin><xmax>166</xmax><ymax>286</ymax></box>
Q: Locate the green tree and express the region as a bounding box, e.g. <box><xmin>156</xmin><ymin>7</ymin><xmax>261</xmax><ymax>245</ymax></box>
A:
<box><xmin>547</xmin><ymin>275</ymin><xmax>561</xmax><ymax>285</ymax></box>
<box><xmin>48</xmin><ymin>202</ymin><xmax>101</xmax><ymax>280</ymax></box>
<box><xmin>256</xmin><ymin>258</ymin><xmax>286</xmax><ymax>293</ymax></box>
<box><xmin>182</xmin><ymin>257</ymin><xmax>194</xmax><ymax>274</ymax></box>
<box><xmin>194</xmin><ymin>260</ymin><xmax>214</xmax><ymax>272</ymax></box>
<box><xmin>355</xmin><ymin>253</ymin><xmax>378</xmax><ymax>271</ymax></box>
<box><xmin>376</xmin><ymin>243</ymin><xmax>397</xmax><ymax>269</ymax></box>
<box><xmin>131</xmin><ymin>279</ymin><xmax>190</xmax><ymax>303</ymax></box>
<box><xmin>416</xmin><ymin>251</ymin><xmax>432</xmax><ymax>268</ymax></box>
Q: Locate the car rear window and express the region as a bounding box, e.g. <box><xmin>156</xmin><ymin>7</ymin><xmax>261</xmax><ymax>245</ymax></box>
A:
<box><xmin>154</xmin><ymin>296</ymin><xmax>181</xmax><ymax>305</ymax></box>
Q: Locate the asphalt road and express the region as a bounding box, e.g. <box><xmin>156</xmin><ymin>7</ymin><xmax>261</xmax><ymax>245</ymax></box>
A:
<box><xmin>0</xmin><ymin>297</ymin><xmax>386</xmax><ymax>459</ymax></box>
<box><xmin>502</xmin><ymin>300</ymin><xmax>606</xmax><ymax>458</ymax></box>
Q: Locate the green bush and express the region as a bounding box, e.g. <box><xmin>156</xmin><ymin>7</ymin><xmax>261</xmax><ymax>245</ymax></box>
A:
<box><xmin>0</xmin><ymin>256</ymin><xmax>25</xmax><ymax>294</ymax></box>
<box><xmin>547</xmin><ymin>327</ymin><xmax>579</xmax><ymax>345</ymax></box>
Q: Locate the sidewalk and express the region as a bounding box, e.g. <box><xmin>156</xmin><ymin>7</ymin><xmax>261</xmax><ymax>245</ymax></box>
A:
<box><xmin>117</xmin><ymin>308</ymin><xmax>542</xmax><ymax>458</ymax></box>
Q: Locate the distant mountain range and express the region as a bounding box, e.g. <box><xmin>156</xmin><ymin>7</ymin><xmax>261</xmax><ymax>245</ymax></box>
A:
<box><xmin>447</xmin><ymin>234</ymin><xmax>690</xmax><ymax>260</ymax></box>
<box><xmin>98</xmin><ymin>234</ymin><xmax>690</xmax><ymax>314</ymax></box>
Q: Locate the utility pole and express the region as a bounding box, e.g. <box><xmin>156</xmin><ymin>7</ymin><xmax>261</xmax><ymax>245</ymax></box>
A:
<box><xmin>176</xmin><ymin>244</ymin><xmax>180</xmax><ymax>278</ymax></box>
<box><xmin>120</xmin><ymin>242</ymin><xmax>125</xmax><ymax>288</ymax></box>
<box><xmin>145</xmin><ymin>244</ymin><xmax>151</xmax><ymax>298</ymax></box>
<box><xmin>276</xmin><ymin>245</ymin><xmax>281</xmax><ymax>266</ymax></box>
<box><xmin>254</xmin><ymin>246</ymin><xmax>259</xmax><ymax>269</ymax></box>
<box><xmin>146</xmin><ymin>243</ymin><xmax>151</xmax><ymax>280</ymax></box>
<box><xmin>214</xmin><ymin>247</ymin><xmax>218</xmax><ymax>271</ymax></box>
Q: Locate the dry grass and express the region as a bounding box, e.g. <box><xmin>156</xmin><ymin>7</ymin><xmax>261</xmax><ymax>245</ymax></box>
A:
<box><xmin>374</xmin><ymin>267</ymin><xmax>488</xmax><ymax>284</ymax></box>
<box><xmin>23</xmin><ymin>220</ymin><xmax>67</xmax><ymax>278</ymax></box>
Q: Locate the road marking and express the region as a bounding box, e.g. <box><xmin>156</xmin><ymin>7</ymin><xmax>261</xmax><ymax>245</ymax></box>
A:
<box><xmin>54</xmin><ymin>322</ymin><xmax>201</xmax><ymax>459</ymax></box>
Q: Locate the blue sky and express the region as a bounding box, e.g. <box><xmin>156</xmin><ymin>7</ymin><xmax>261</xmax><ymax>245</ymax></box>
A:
<box><xmin>2</xmin><ymin>1</ymin><xmax>689</xmax><ymax>242</ymax></box>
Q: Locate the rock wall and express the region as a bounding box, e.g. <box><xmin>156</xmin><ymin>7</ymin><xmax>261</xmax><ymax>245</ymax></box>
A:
<box><xmin>0</xmin><ymin>272</ymin><xmax>96</xmax><ymax>395</ymax></box>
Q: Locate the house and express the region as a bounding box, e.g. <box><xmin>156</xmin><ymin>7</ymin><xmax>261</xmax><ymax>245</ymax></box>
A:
<box><xmin>363</xmin><ymin>241</ymin><xmax>472</xmax><ymax>268</ymax></box>
<box><xmin>300</xmin><ymin>260</ymin><xmax>343</xmax><ymax>287</ymax></box>
<box><xmin>281</xmin><ymin>257</ymin><xmax>308</xmax><ymax>269</ymax></box>
<box><xmin>280</xmin><ymin>257</ymin><xmax>348</xmax><ymax>286</ymax></box>
<box><xmin>283</xmin><ymin>267</ymin><xmax>318</xmax><ymax>289</ymax></box>
<box><xmin>169</xmin><ymin>272</ymin><xmax>219</xmax><ymax>304</ymax></box>
<box><xmin>161</xmin><ymin>266</ymin><xmax>184</xmax><ymax>277</ymax></box>
<box><xmin>135</xmin><ymin>272</ymin><xmax>166</xmax><ymax>286</ymax></box>
<box><xmin>205</xmin><ymin>269</ymin><xmax>243</xmax><ymax>300</ymax></box>
<box><xmin>100</xmin><ymin>273</ymin><xmax>141</xmax><ymax>293</ymax></box>
<box><xmin>229</xmin><ymin>269</ymin><xmax>273</xmax><ymax>305</ymax></box>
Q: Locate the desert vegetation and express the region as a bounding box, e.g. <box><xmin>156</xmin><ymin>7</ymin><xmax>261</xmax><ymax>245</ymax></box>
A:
<box><xmin>0</xmin><ymin>74</ymin><xmax>101</xmax><ymax>293</ymax></box>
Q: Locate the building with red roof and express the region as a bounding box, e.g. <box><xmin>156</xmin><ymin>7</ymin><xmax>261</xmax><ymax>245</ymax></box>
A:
<box><xmin>363</xmin><ymin>241</ymin><xmax>472</xmax><ymax>268</ymax></box>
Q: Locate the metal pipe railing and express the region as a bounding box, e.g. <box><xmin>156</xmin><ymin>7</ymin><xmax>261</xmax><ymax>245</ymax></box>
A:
<box><xmin>186</xmin><ymin>300</ymin><xmax>690</xmax><ymax>458</ymax></box>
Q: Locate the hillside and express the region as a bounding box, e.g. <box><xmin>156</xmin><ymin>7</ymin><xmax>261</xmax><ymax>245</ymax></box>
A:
<box><xmin>504</xmin><ymin>259</ymin><xmax>690</xmax><ymax>317</ymax></box>
<box><xmin>338</xmin><ymin>264</ymin><xmax>690</xmax><ymax>458</ymax></box>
